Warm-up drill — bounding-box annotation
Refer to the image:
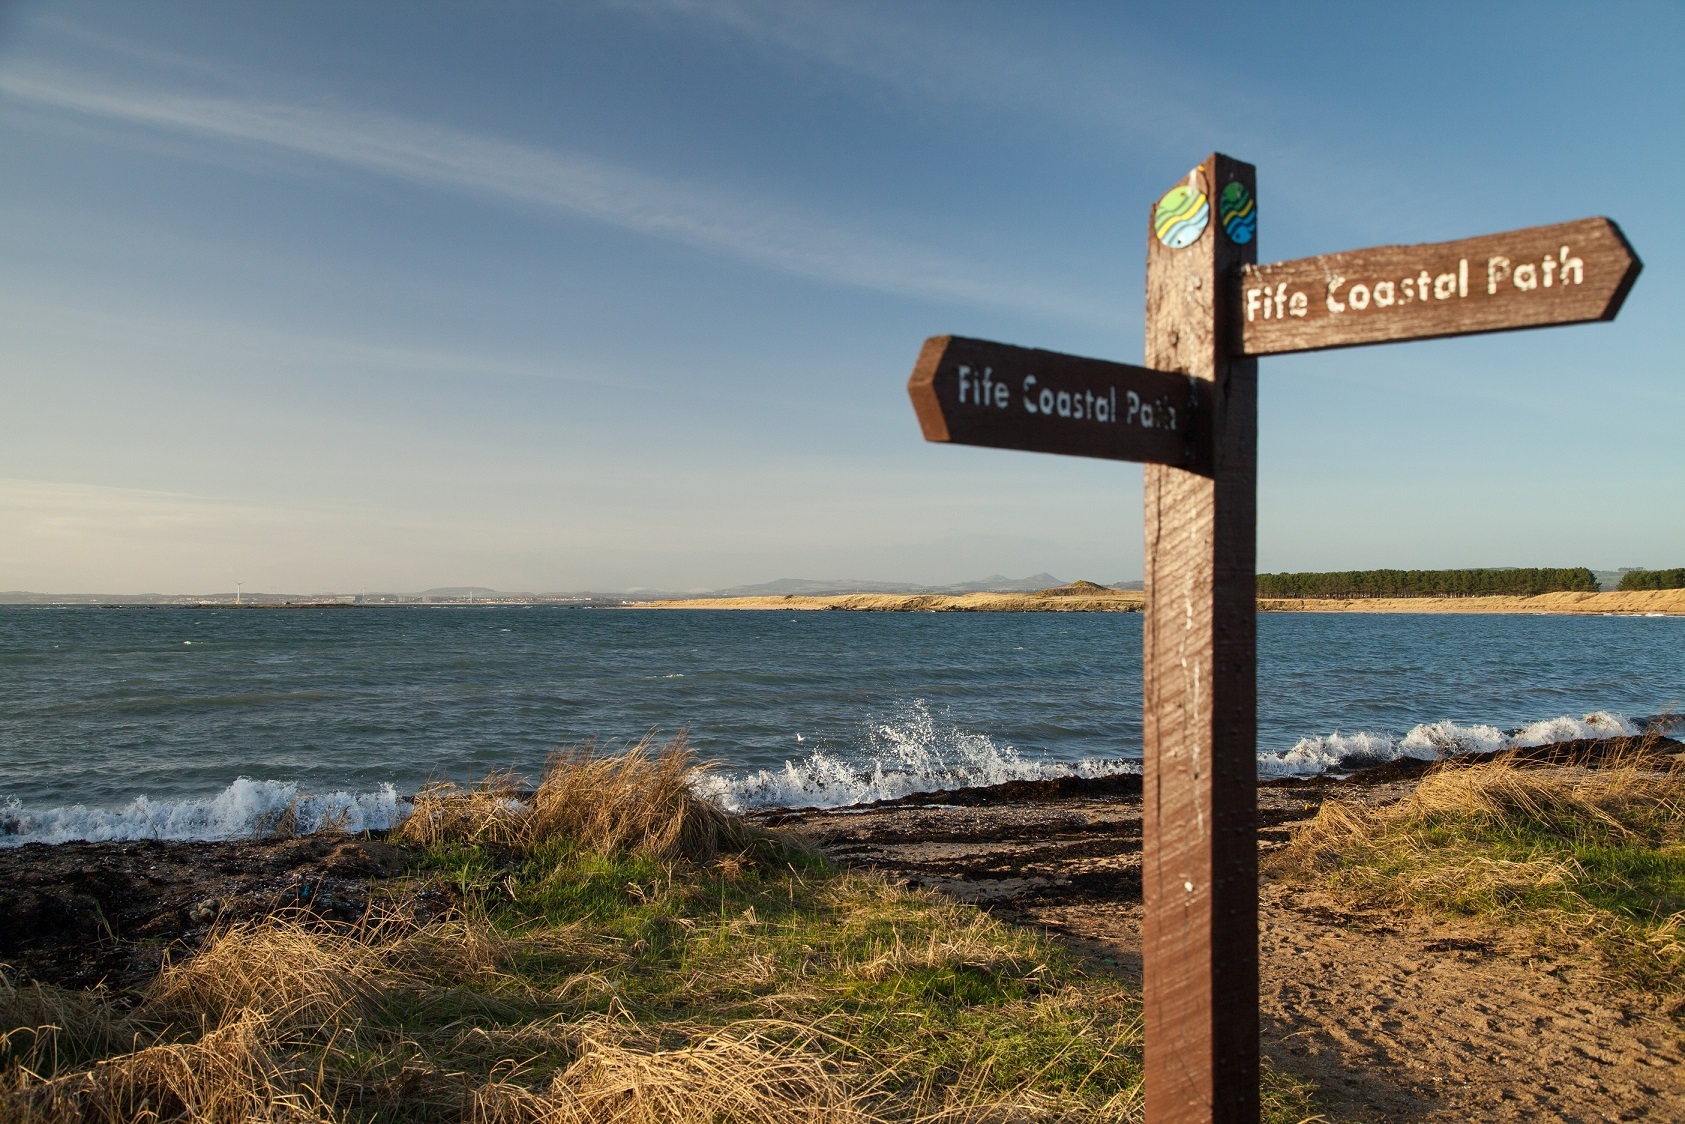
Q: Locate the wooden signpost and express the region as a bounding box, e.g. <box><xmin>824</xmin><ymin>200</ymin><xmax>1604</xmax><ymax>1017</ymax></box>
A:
<box><xmin>906</xmin><ymin>152</ymin><xmax>1640</xmax><ymax>1123</ymax></box>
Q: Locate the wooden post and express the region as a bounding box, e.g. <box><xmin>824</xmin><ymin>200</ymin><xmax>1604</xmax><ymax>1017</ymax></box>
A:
<box><xmin>1142</xmin><ymin>153</ymin><xmax>1259</xmax><ymax>1123</ymax></box>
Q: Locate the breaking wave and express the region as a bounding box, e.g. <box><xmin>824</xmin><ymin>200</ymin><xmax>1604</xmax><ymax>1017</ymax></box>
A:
<box><xmin>1257</xmin><ymin>710</ymin><xmax>1642</xmax><ymax>776</ymax></box>
<box><xmin>697</xmin><ymin>700</ymin><xmax>1135</xmax><ymax>812</ymax></box>
<box><xmin>0</xmin><ymin>778</ymin><xmax>403</xmax><ymax>849</ymax></box>
<box><xmin>0</xmin><ymin>709</ymin><xmax>1657</xmax><ymax>844</ymax></box>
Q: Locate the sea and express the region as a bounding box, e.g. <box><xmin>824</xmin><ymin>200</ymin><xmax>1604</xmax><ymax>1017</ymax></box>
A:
<box><xmin>2</xmin><ymin>606</ymin><xmax>1681</xmax><ymax>846</ymax></box>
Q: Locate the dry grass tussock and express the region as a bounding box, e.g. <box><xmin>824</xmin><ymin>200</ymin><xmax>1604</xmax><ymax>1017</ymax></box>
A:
<box><xmin>1</xmin><ymin>914</ymin><xmax>585</xmax><ymax>1123</ymax></box>
<box><xmin>0</xmin><ymin>976</ymin><xmax>128</xmax><ymax>1075</ymax></box>
<box><xmin>2</xmin><ymin>1012</ymin><xmax>337</xmax><ymax>1124</ymax></box>
<box><xmin>396</xmin><ymin>734</ymin><xmax>776</xmax><ymax>863</ymax></box>
<box><xmin>145</xmin><ymin>910</ymin><xmax>571</xmax><ymax>1031</ymax></box>
<box><xmin>469</xmin><ymin>1012</ymin><xmax>1145</xmax><ymax>1124</ymax></box>
<box><xmin>1405</xmin><ymin>744</ymin><xmax>1682</xmax><ymax>836</ymax></box>
<box><xmin>472</xmin><ymin>1018</ymin><xmax>872</xmax><ymax>1124</ymax></box>
<box><xmin>1282</xmin><ymin>745</ymin><xmax>1684</xmax><ymax>860</ymax></box>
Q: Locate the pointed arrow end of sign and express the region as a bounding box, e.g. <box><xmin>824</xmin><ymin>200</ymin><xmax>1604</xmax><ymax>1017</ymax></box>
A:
<box><xmin>908</xmin><ymin>335</ymin><xmax>954</xmax><ymax>443</ymax></box>
<box><xmin>1596</xmin><ymin>217</ymin><xmax>1643</xmax><ymax>322</ymax></box>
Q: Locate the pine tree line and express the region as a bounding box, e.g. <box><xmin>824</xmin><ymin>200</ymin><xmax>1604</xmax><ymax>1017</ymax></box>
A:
<box><xmin>1617</xmin><ymin>568</ymin><xmax>1685</xmax><ymax>591</ymax></box>
<box><xmin>1255</xmin><ymin>568</ymin><xmax>1599</xmax><ymax>599</ymax></box>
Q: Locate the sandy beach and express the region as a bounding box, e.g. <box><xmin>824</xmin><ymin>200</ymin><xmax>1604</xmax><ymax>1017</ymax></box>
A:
<box><xmin>1257</xmin><ymin>588</ymin><xmax>1685</xmax><ymax>616</ymax></box>
<box><xmin>633</xmin><ymin>584</ymin><xmax>1685</xmax><ymax>615</ymax></box>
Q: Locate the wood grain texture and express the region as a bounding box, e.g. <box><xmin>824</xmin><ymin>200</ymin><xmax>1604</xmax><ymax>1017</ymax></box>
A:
<box><xmin>907</xmin><ymin>335</ymin><xmax>1213</xmax><ymax>470</ymax></box>
<box><xmin>1239</xmin><ymin>217</ymin><xmax>1640</xmax><ymax>355</ymax></box>
<box><xmin>1142</xmin><ymin>154</ymin><xmax>1260</xmax><ymax>1124</ymax></box>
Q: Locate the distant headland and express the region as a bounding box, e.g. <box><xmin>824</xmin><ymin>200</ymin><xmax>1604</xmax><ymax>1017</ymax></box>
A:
<box><xmin>635</xmin><ymin>581</ymin><xmax>1685</xmax><ymax>615</ymax></box>
<box><xmin>4</xmin><ymin>568</ymin><xmax>1680</xmax><ymax>614</ymax></box>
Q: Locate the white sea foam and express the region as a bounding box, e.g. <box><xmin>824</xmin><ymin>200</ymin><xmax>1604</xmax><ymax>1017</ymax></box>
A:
<box><xmin>1257</xmin><ymin>710</ymin><xmax>1641</xmax><ymax>777</ymax></box>
<box><xmin>697</xmin><ymin>700</ymin><xmax>1135</xmax><ymax>812</ymax></box>
<box><xmin>0</xmin><ymin>710</ymin><xmax>1653</xmax><ymax>842</ymax></box>
<box><xmin>0</xmin><ymin>778</ymin><xmax>405</xmax><ymax>848</ymax></box>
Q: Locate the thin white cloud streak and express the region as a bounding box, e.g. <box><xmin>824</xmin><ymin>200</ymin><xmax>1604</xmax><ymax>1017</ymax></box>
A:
<box><xmin>614</xmin><ymin>0</ymin><xmax>1217</xmax><ymax>150</ymax></box>
<box><xmin>0</xmin><ymin>291</ymin><xmax>622</xmax><ymax>388</ymax></box>
<box><xmin>0</xmin><ymin>66</ymin><xmax>1112</xmax><ymax>324</ymax></box>
<box><xmin>610</xmin><ymin>0</ymin><xmax>1459</xmax><ymax>247</ymax></box>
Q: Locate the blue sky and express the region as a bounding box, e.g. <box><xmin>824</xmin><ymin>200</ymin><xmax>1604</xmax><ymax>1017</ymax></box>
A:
<box><xmin>1</xmin><ymin>1</ymin><xmax>1679</xmax><ymax>594</ymax></box>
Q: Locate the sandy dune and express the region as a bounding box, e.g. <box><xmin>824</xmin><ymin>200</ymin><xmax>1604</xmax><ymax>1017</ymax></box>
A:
<box><xmin>634</xmin><ymin>586</ymin><xmax>1685</xmax><ymax>615</ymax></box>
<box><xmin>634</xmin><ymin>589</ymin><xmax>1144</xmax><ymax>612</ymax></box>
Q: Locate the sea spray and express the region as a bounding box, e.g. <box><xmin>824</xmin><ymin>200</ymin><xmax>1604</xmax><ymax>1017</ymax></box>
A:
<box><xmin>696</xmin><ymin>699</ymin><xmax>1135</xmax><ymax>812</ymax></box>
<box><xmin>1256</xmin><ymin>710</ymin><xmax>1640</xmax><ymax>776</ymax></box>
<box><xmin>0</xmin><ymin>708</ymin><xmax>1656</xmax><ymax>843</ymax></box>
<box><xmin>0</xmin><ymin>778</ymin><xmax>403</xmax><ymax>847</ymax></box>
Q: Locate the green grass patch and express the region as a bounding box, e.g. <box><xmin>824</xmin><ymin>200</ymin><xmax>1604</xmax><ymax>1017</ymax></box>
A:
<box><xmin>1274</xmin><ymin>755</ymin><xmax>1685</xmax><ymax>995</ymax></box>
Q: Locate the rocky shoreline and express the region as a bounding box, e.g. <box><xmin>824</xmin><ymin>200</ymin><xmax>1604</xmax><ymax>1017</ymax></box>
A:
<box><xmin>5</xmin><ymin>734</ymin><xmax>1674</xmax><ymax>995</ymax></box>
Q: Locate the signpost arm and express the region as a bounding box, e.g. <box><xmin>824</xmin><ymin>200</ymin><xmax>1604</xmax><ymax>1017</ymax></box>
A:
<box><xmin>1142</xmin><ymin>153</ymin><xmax>1259</xmax><ymax>1123</ymax></box>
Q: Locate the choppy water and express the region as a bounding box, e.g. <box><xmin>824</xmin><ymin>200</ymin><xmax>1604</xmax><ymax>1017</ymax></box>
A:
<box><xmin>1</xmin><ymin>606</ymin><xmax>1680</xmax><ymax>844</ymax></box>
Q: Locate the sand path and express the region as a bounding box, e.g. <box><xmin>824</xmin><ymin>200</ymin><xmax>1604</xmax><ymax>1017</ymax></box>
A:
<box><xmin>773</xmin><ymin>788</ymin><xmax>1685</xmax><ymax>1121</ymax></box>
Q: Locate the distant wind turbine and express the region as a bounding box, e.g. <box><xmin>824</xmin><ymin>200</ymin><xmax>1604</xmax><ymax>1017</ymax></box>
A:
<box><xmin>235</xmin><ymin>581</ymin><xmax>244</xmax><ymax>606</ymax></box>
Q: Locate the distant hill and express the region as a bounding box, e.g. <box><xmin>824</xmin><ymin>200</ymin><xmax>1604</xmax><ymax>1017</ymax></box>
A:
<box><xmin>935</xmin><ymin>572</ymin><xmax>1066</xmax><ymax>594</ymax></box>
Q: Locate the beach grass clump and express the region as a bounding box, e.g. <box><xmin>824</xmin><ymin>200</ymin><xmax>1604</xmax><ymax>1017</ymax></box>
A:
<box><xmin>3</xmin><ymin>742</ymin><xmax>1321</xmax><ymax>1123</ymax></box>
<box><xmin>142</xmin><ymin>909</ymin><xmax>581</xmax><ymax>1035</ymax></box>
<box><xmin>2</xmin><ymin>1013</ymin><xmax>343</xmax><ymax>1124</ymax></box>
<box><xmin>396</xmin><ymin>734</ymin><xmax>780</xmax><ymax>865</ymax></box>
<box><xmin>0</xmin><ymin>977</ymin><xmax>131</xmax><ymax>1080</ymax></box>
<box><xmin>471</xmin><ymin>1017</ymin><xmax>873</xmax><ymax>1124</ymax></box>
<box><xmin>1272</xmin><ymin>742</ymin><xmax>1685</xmax><ymax>992</ymax></box>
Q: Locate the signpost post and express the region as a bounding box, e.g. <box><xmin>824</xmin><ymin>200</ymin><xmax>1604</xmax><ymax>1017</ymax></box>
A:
<box><xmin>905</xmin><ymin>153</ymin><xmax>1640</xmax><ymax>1124</ymax></box>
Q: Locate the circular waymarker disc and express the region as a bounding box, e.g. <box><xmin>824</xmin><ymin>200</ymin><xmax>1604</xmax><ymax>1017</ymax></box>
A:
<box><xmin>1153</xmin><ymin>174</ymin><xmax>1210</xmax><ymax>249</ymax></box>
<box><xmin>1152</xmin><ymin>179</ymin><xmax>1206</xmax><ymax>249</ymax></box>
<box><xmin>1219</xmin><ymin>181</ymin><xmax>1256</xmax><ymax>245</ymax></box>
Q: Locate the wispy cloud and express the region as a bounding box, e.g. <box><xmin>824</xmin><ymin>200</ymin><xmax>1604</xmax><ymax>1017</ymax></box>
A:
<box><xmin>0</xmin><ymin>65</ymin><xmax>1112</xmax><ymax>323</ymax></box>
<box><xmin>612</xmin><ymin>0</ymin><xmax>1216</xmax><ymax>150</ymax></box>
<box><xmin>0</xmin><ymin>290</ymin><xmax>624</xmax><ymax>388</ymax></box>
<box><xmin>607</xmin><ymin>1</ymin><xmax>1453</xmax><ymax>248</ymax></box>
